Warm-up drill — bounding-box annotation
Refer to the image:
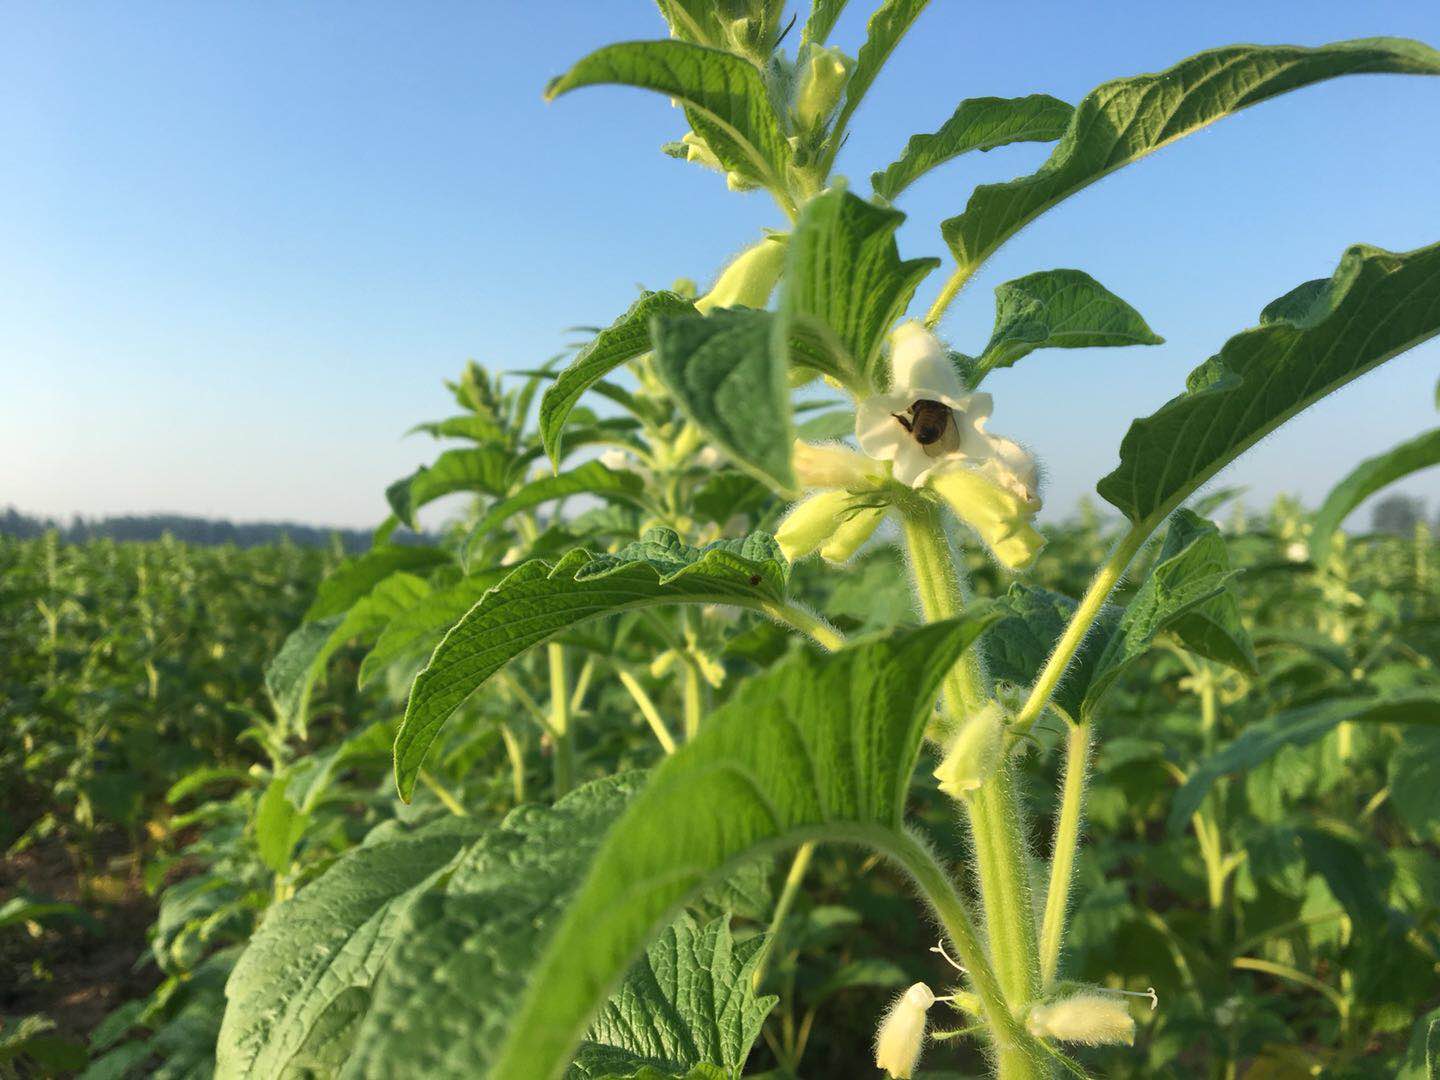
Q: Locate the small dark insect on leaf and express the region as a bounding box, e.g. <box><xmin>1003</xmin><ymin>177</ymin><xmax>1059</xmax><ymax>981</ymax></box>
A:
<box><xmin>748</xmin><ymin>575</ymin><xmax>762</xmax><ymax>586</ymax></box>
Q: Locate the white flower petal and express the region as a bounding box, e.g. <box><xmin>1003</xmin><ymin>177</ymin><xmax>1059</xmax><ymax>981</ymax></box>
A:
<box><xmin>888</xmin><ymin>322</ymin><xmax>967</xmax><ymax>405</ymax></box>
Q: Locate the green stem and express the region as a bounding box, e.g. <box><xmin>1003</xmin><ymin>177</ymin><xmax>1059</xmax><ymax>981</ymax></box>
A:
<box><xmin>751</xmin><ymin>841</ymin><xmax>814</xmax><ymax>990</ymax></box>
<box><xmin>760</xmin><ymin>600</ymin><xmax>846</xmax><ymax>653</ymax></box>
<box><xmin>418</xmin><ymin>768</ymin><xmax>468</xmax><ymax>816</ymax></box>
<box><xmin>1039</xmin><ymin>720</ymin><xmax>1090</xmax><ymax>990</ymax></box>
<box><xmin>498</xmin><ymin>722</ymin><xmax>526</xmax><ymax>805</ymax></box>
<box><xmin>1013</xmin><ymin>525</ymin><xmax>1147</xmax><ymax>735</ymax></box>
<box><xmin>924</xmin><ymin>263</ymin><xmax>977</xmax><ymax>330</ymax></box>
<box><xmin>548</xmin><ymin>643</ymin><xmax>574</xmax><ymax>797</ymax></box>
<box><xmin>682</xmin><ymin>659</ymin><xmax>703</xmax><ymax>742</ymax></box>
<box><xmin>617</xmin><ymin>670</ymin><xmax>678</xmax><ymax>755</ymax></box>
<box><xmin>900</xmin><ymin>503</ymin><xmax>1040</xmax><ymax>1015</ymax></box>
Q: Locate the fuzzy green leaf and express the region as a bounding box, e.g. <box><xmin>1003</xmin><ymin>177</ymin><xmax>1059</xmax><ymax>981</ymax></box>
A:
<box><xmin>305</xmin><ymin>546</ymin><xmax>449</xmax><ymax>621</ymax></box>
<box><xmin>974</xmin><ymin>268</ymin><xmax>1162</xmax><ymax>381</ymax></box>
<box><xmin>870</xmin><ymin>94</ymin><xmax>1073</xmax><ymax>201</ymax></box>
<box><xmin>572</xmin><ymin>914</ymin><xmax>775</xmax><ymax>1078</ymax></box>
<box><xmin>780</xmin><ymin>187</ymin><xmax>939</xmax><ymax>389</ymax></box>
<box><xmin>386</xmin><ymin>448</ymin><xmax>518</xmax><ymax>529</ymax></box>
<box><xmin>829</xmin><ymin>0</ymin><xmax>930</xmax><ymax>148</ymax></box>
<box><xmin>1099</xmin><ymin>242</ymin><xmax>1440</xmax><ymax>526</ymax></box>
<box><xmin>983</xmin><ymin>584</ymin><xmax>1115</xmax><ymax>721</ymax></box>
<box><xmin>942</xmin><ymin>38</ymin><xmax>1440</xmax><ymax>272</ymax></box>
<box><xmin>216</xmin><ymin>816</ymin><xmax>486</xmax><ymax>1079</ymax></box>
<box><xmin>490</xmin><ymin>617</ymin><xmax>993</xmax><ymax>1079</ymax></box>
<box><xmin>463</xmin><ymin>461</ymin><xmax>649</xmax><ymax>556</ymax></box>
<box><xmin>357</xmin><ymin>570</ymin><xmax>508</xmax><ymax>689</ymax></box>
<box><xmin>395</xmin><ymin>528</ymin><xmax>789</xmax><ymax>798</ymax></box>
<box><xmin>651</xmin><ymin>308</ymin><xmax>797</xmax><ymax>495</ymax></box>
<box><xmin>801</xmin><ymin>0</ymin><xmax>848</xmax><ymax>47</ymax></box>
<box><xmin>545</xmin><ymin>41</ymin><xmax>791</xmax><ymax>192</ymax></box>
<box><xmin>541</xmin><ymin>291</ymin><xmax>696</xmax><ymax>466</ymax></box>
<box><xmin>1169</xmin><ymin>691</ymin><xmax>1440</xmax><ymax>831</ymax></box>
<box><xmin>254</xmin><ymin>775</ymin><xmax>308</xmax><ymax>874</ymax></box>
<box><xmin>1310</xmin><ymin>427</ymin><xmax>1440</xmax><ymax>565</ymax></box>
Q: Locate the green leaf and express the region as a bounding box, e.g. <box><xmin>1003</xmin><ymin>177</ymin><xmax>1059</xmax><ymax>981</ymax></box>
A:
<box><xmin>408</xmin><ymin>414</ymin><xmax>509</xmax><ymax>443</ymax></box>
<box><xmin>254</xmin><ymin>775</ymin><xmax>309</xmax><ymax>874</ymax></box>
<box><xmin>983</xmin><ymin>584</ymin><xmax>1116</xmax><ymax>721</ymax></box>
<box><xmin>489</xmin><ymin>617</ymin><xmax>994</xmax><ymax>1080</ymax></box>
<box><xmin>1390</xmin><ymin>729</ymin><xmax>1440</xmax><ymax>841</ymax></box>
<box><xmin>1082</xmin><ymin>510</ymin><xmax>1256</xmax><ymax>715</ymax></box>
<box><xmin>1310</xmin><ymin>427</ymin><xmax>1440</xmax><ymax>565</ymax></box>
<box><xmin>572</xmin><ymin>915</ymin><xmax>775</xmax><ymax>1077</ymax></box>
<box><xmin>1098</xmin><ymin>242</ymin><xmax>1440</xmax><ymax>527</ymax></box>
<box><xmin>545</xmin><ymin>41</ymin><xmax>792</xmax><ymax>192</ymax></box>
<box><xmin>795</xmin><ymin>408</ymin><xmax>856</xmax><ymax>441</ymax></box>
<box><xmin>801</xmin><ymin>0</ymin><xmax>848</xmax><ymax>47</ymax></box>
<box><xmin>540</xmin><ymin>291</ymin><xmax>696</xmax><ymax>466</ymax></box>
<box><xmin>941</xmin><ymin>38</ymin><xmax>1440</xmax><ymax>272</ymax></box>
<box><xmin>358</xmin><ymin>570</ymin><xmax>509</xmax><ymax>689</ymax></box>
<box><xmin>395</xmin><ymin>528</ymin><xmax>790</xmax><ymax>799</ymax></box>
<box><xmin>973</xmin><ymin>268</ymin><xmax>1162</xmax><ymax>381</ymax></box>
<box><xmin>341</xmin><ymin>773</ymin><xmax>646</xmax><ymax>1078</ymax></box>
<box><xmin>780</xmin><ymin>187</ymin><xmax>939</xmax><ymax>389</ymax></box>
<box><xmin>215</xmin><ymin>816</ymin><xmax>486</xmax><ymax>1079</ymax></box>
<box><xmin>305</xmin><ymin>545</ymin><xmax>449</xmax><ymax>621</ymax></box>
<box><xmin>269</xmin><ymin>574</ymin><xmax>430</xmax><ymax>738</ymax></box>
<box><xmin>1168</xmin><ymin>691</ymin><xmax>1440</xmax><ymax>831</ymax></box>
<box><xmin>651</xmin><ymin>308</ymin><xmax>797</xmax><ymax>495</ymax></box>
<box><xmin>386</xmin><ymin>448</ymin><xmax>518</xmax><ymax>528</ymax></box>
<box><xmin>870</xmin><ymin>94</ymin><xmax>1073</xmax><ymax>201</ymax></box>
<box><xmin>463</xmin><ymin>461</ymin><xmax>649</xmax><ymax>555</ymax></box>
<box><xmin>828</xmin><ymin>0</ymin><xmax>930</xmax><ymax>150</ymax></box>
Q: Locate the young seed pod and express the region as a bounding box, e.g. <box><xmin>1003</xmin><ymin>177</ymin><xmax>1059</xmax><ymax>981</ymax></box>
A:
<box><xmin>1027</xmin><ymin>992</ymin><xmax>1136</xmax><ymax>1047</ymax></box>
<box><xmin>874</xmin><ymin>982</ymin><xmax>936</xmax><ymax>1079</ymax></box>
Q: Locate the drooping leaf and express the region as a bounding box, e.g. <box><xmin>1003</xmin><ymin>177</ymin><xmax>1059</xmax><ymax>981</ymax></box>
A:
<box><xmin>545</xmin><ymin>41</ymin><xmax>792</xmax><ymax>192</ymax></box>
<box><xmin>215</xmin><ymin>816</ymin><xmax>486</xmax><ymax>1079</ymax></box>
<box><xmin>779</xmin><ymin>187</ymin><xmax>939</xmax><ymax>389</ymax></box>
<box><xmin>1169</xmin><ymin>691</ymin><xmax>1440</xmax><ymax>831</ymax></box>
<box><xmin>1082</xmin><ymin>510</ymin><xmax>1256</xmax><ymax>715</ymax></box>
<box><xmin>870</xmin><ymin>94</ymin><xmax>1073</xmax><ymax>201</ymax></box>
<box><xmin>341</xmin><ymin>773</ymin><xmax>645</xmax><ymax>1079</ymax></box>
<box><xmin>305</xmin><ymin>546</ymin><xmax>449</xmax><ymax>621</ymax></box>
<box><xmin>386</xmin><ymin>448</ymin><xmax>518</xmax><ymax>529</ymax></box>
<box><xmin>941</xmin><ymin>38</ymin><xmax>1440</xmax><ymax>272</ymax></box>
<box><xmin>1098</xmin><ymin>242</ymin><xmax>1440</xmax><ymax>527</ymax></box>
<box><xmin>489</xmin><ymin>618</ymin><xmax>994</xmax><ymax>1079</ymax></box>
<box><xmin>540</xmin><ymin>291</ymin><xmax>696</xmax><ymax>466</ymax></box>
<box><xmin>1310</xmin><ymin>427</ymin><xmax>1440</xmax><ymax>565</ymax></box>
<box><xmin>463</xmin><ymin>461</ymin><xmax>649</xmax><ymax>557</ymax></box>
<box><xmin>973</xmin><ymin>268</ymin><xmax>1162</xmax><ymax>381</ymax></box>
<box><xmin>651</xmin><ymin>308</ymin><xmax>797</xmax><ymax>495</ymax></box>
<box><xmin>395</xmin><ymin>528</ymin><xmax>790</xmax><ymax>798</ymax></box>
<box><xmin>572</xmin><ymin>914</ymin><xmax>776</xmax><ymax>1077</ymax></box>
<box><xmin>358</xmin><ymin>570</ymin><xmax>508</xmax><ymax>689</ymax></box>
<box><xmin>828</xmin><ymin>0</ymin><xmax>930</xmax><ymax>150</ymax></box>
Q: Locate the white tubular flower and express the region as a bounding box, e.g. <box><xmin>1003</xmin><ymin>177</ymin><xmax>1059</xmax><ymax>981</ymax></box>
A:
<box><xmin>874</xmin><ymin>982</ymin><xmax>936</xmax><ymax>1079</ymax></box>
<box><xmin>775</xmin><ymin>490</ymin><xmax>883</xmax><ymax>564</ymax></box>
<box><xmin>928</xmin><ymin>465</ymin><xmax>1046</xmax><ymax>572</ymax></box>
<box><xmin>933</xmin><ymin>701</ymin><xmax>1006</xmax><ymax>798</ymax></box>
<box><xmin>1028</xmin><ymin>993</ymin><xmax>1136</xmax><ymax>1047</ymax></box>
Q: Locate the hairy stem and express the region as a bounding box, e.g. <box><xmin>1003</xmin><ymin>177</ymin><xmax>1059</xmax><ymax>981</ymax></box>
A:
<box><xmin>900</xmin><ymin>503</ymin><xmax>1040</xmax><ymax>1014</ymax></box>
<box><xmin>1013</xmin><ymin>525</ymin><xmax>1147</xmax><ymax>735</ymax></box>
<box><xmin>760</xmin><ymin>599</ymin><xmax>846</xmax><ymax>652</ymax></box>
<box><xmin>617</xmin><ymin>670</ymin><xmax>678</xmax><ymax>755</ymax></box>
<box><xmin>751</xmin><ymin>841</ymin><xmax>815</xmax><ymax>990</ymax></box>
<box><xmin>924</xmin><ymin>263</ymin><xmax>977</xmax><ymax>330</ymax></box>
<box><xmin>1039</xmin><ymin>721</ymin><xmax>1091</xmax><ymax>989</ymax></box>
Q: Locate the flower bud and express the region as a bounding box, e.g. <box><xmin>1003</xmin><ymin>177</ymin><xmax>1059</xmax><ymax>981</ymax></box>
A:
<box><xmin>695</xmin><ymin>236</ymin><xmax>786</xmax><ymax>314</ymax></box>
<box><xmin>792</xmin><ymin>440</ymin><xmax>878</xmax><ymax>490</ymax></box>
<box><xmin>1027</xmin><ymin>992</ymin><xmax>1136</xmax><ymax>1047</ymax></box>
<box><xmin>680</xmin><ymin>130</ymin><xmax>724</xmax><ymax>172</ymax></box>
<box><xmin>874</xmin><ymin>982</ymin><xmax>935</xmax><ymax>1079</ymax></box>
<box><xmin>933</xmin><ymin>701</ymin><xmax>1006</xmax><ymax>798</ymax></box>
<box><xmin>927</xmin><ymin>465</ymin><xmax>1045</xmax><ymax>571</ymax></box>
<box><xmin>775</xmin><ymin>491</ymin><xmax>851</xmax><ymax>562</ymax></box>
<box><xmin>820</xmin><ymin>505</ymin><xmax>884</xmax><ymax>564</ymax></box>
<box><xmin>792</xmin><ymin>44</ymin><xmax>853</xmax><ymax>131</ymax></box>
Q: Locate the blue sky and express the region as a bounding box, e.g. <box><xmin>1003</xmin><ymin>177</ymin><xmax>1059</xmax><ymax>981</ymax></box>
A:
<box><xmin>3</xmin><ymin>1</ymin><xmax>1438</xmax><ymax>529</ymax></box>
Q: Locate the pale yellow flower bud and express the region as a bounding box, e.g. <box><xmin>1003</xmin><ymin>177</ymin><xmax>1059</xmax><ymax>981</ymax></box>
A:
<box><xmin>775</xmin><ymin>491</ymin><xmax>851</xmax><ymax>562</ymax></box>
<box><xmin>933</xmin><ymin>701</ymin><xmax>1006</xmax><ymax>798</ymax></box>
<box><xmin>681</xmin><ymin>130</ymin><xmax>723</xmax><ymax>172</ymax></box>
<box><xmin>927</xmin><ymin>465</ymin><xmax>1045</xmax><ymax>571</ymax></box>
<box><xmin>1027</xmin><ymin>993</ymin><xmax>1136</xmax><ymax>1047</ymax></box>
<box><xmin>695</xmin><ymin>236</ymin><xmax>786</xmax><ymax>314</ymax></box>
<box><xmin>792</xmin><ymin>44</ymin><xmax>853</xmax><ymax>131</ymax></box>
<box><xmin>792</xmin><ymin>440</ymin><xmax>877</xmax><ymax>490</ymax></box>
<box><xmin>874</xmin><ymin>982</ymin><xmax>935</xmax><ymax>1078</ymax></box>
<box><xmin>820</xmin><ymin>505</ymin><xmax>884</xmax><ymax>564</ymax></box>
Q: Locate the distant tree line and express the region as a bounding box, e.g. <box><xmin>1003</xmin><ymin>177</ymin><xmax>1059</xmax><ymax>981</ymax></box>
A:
<box><xmin>0</xmin><ymin>507</ymin><xmax>427</xmax><ymax>553</ymax></box>
<box><xmin>1371</xmin><ymin>494</ymin><xmax>1437</xmax><ymax>535</ymax></box>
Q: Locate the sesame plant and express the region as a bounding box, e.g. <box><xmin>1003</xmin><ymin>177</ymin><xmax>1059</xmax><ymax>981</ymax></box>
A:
<box><xmin>195</xmin><ymin>5</ymin><xmax>1440</xmax><ymax>1079</ymax></box>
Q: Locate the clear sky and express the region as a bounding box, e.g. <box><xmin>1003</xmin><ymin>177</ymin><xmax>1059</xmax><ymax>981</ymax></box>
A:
<box><xmin>4</xmin><ymin>1</ymin><xmax>1438</xmax><ymax>530</ymax></box>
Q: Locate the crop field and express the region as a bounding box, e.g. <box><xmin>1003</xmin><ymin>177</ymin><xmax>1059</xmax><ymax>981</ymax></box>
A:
<box><xmin>6</xmin><ymin>3</ymin><xmax>1440</xmax><ymax>1079</ymax></box>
